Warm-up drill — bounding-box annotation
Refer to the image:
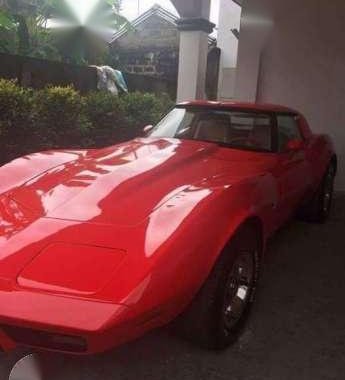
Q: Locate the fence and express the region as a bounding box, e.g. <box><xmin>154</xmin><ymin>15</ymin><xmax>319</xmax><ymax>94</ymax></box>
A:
<box><xmin>0</xmin><ymin>53</ymin><xmax>98</xmax><ymax>93</ymax></box>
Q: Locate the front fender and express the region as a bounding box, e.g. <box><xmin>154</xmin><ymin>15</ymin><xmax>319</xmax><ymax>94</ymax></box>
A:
<box><xmin>123</xmin><ymin>175</ymin><xmax>276</xmax><ymax>321</ymax></box>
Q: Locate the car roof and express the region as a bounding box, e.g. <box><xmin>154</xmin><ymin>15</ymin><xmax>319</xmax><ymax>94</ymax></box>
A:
<box><xmin>177</xmin><ymin>100</ymin><xmax>298</xmax><ymax>114</ymax></box>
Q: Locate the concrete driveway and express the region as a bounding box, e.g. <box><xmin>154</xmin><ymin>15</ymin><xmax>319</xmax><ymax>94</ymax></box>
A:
<box><xmin>1</xmin><ymin>195</ymin><xmax>345</xmax><ymax>380</ymax></box>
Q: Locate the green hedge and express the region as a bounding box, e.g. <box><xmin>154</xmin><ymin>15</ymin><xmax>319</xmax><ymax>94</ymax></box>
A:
<box><xmin>32</xmin><ymin>86</ymin><xmax>91</xmax><ymax>150</ymax></box>
<box><xmin>0</xmin><ymin>79</ymin><xmax>174</xmax><ymax>164</ymax></box>
<box><xmin>0</xmin><ymin>79</ymin><xmax>33</xmax><ymax>162</ymax></box>
<box><xmin>85</xmin><ymin>91</ymin><xmax>125</xmax><ymax>146</ymax></box>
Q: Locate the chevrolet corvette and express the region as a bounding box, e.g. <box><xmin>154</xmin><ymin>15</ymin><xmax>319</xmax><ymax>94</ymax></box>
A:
<box><xmin>0</xmin><ymin>101</ymin><xmax>336</xmax><ymax>354</ymax></box>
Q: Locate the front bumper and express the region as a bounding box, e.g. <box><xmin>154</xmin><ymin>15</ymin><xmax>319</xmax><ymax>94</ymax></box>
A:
<box><xmin>0</xmin><ymin>288</ymin><xmax>137</xmax><ymax>354</ymax></box>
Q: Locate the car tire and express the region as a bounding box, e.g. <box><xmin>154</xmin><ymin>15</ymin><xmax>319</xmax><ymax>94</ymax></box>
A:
<box><xmin>302</xmin><ymin>163</ymin><xmax>336</xmax><ymax>224</ymax></box>
<box><xmin>175</xmin><ymin>223</ymin><xmax>261</xmax><ymax>350</ymax></box>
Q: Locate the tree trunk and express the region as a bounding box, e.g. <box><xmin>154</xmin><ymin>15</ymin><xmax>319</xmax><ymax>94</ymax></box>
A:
<box><xmin>15</xmin><ymin>14</ymin><xmax>30</xmax><ymax>55</ymax></box>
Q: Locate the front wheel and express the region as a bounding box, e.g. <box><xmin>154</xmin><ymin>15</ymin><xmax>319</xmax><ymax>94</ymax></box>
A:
<box><xmin>175</xmin><ymin>224</ymin><xmax>261</xmax><ymax>350</ymax></box>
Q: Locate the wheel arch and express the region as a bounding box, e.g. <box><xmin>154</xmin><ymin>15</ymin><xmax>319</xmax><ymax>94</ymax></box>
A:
<box><xmin>226</xmin><ymin>216</ymin><xmax>265</xmax><ymax>260</ymax></box>
<box><xmin>173</xmin><ymin>214</ymin><xmax>265</xmax><ymax>347</ymax></box>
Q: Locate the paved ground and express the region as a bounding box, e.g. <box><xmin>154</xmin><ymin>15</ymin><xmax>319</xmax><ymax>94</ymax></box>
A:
<box><xmin>1</xmin><ymin>195</ymin><xmax>345</xmax><ymax>380</ymax></box>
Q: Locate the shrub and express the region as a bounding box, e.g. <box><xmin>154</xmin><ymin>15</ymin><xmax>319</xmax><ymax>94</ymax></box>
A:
<box><xmin>158</xmin><ymin>92</ymin><xmax>175</xmax><ymax>116</ymax></box>
<box><xmin>84</xmin><ymin>91</ymin><xmax>126</xmax><ymax>146</ymax></box>
<box><xmin>120</xmin><ymin>92</ymin><xmax>173</xmax><ymax>132</ymax></box>
<box><xmin>32</xmin><ymin>86</ymin><xmax>90</xmax><ymax>149</ymax></box>
<box><xmin>0</xmin><ymin>79</ymin><xmax>174</xmax><ymax>164</ymax></box>
<box><xmin>0</xmin><ymin>79</ymin><xmax>33</xmax><ymax>162</ymax></box>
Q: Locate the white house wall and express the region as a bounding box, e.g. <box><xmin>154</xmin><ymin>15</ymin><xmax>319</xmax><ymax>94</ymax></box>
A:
<box><xmin>235</xmin><ymin>0</ymin><xmax>345</xmax><ymax>190</ymax></box>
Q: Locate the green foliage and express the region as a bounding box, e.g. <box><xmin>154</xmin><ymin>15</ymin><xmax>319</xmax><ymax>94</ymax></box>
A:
<box><xmin>0</xmin><ymin>1</ymin><xmax>59</xmax><ymax>57</ymax></box>
<box><xmin>0</xmin><ymin>9</ymin><xmax>16</xmax><ymax>30</ymax></box>
<box><xmin>84</xmin><ymin>91</ymin><xmax>126</xmax><ymax>146</ymax></box>
<box><xmin>0</xmin><ymin>79</ymin><xmax>33</xmax><ymax>162</ymax></box>
<box><xmin>159</xmin><ymin>92</ymin><xmax>175</xmax><ymax>116</ymax></box>
<box><xmin>0</xmin><ymin>79</ymin><xmax>174</xmax><ymax>164</ymax></box>
<box><xmin>32</xmin><ymin>85</ymin><xmax>90</xmax><ymax>149</ymax></box>
<box><xmin>0</xmin><ymin>9</ymin><xmax>17</xmax><ymax>53</ymax></box>
<box><xmin>120</xmin><ymin>92</ymin><xmax>173</xmax><ymax>129</ymax></box>
<box><xmin>0</xmin><ymin>0</ymin><xmax>129</xmax><ymax>64</ymax></box>
<box><xmin>49</xmin><ymin>0</ymin><xmax>129</xmax><ymax>65</ymax></box>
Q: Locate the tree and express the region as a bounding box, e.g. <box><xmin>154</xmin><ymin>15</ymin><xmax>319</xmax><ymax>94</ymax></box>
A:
<box><xmin>48</xmin><ymin>0</ymin><xmax>129</xmax><ymax>64</ymax></box>
<box><xmin>0</xmin><ymin>0</ymin><xmax>39</xmax><ymax>54</ymax></box>
<box><xmin>0</xmin><ymin>0</ymin><xmax>55</xmax><ymax>56</ymax></box>
<box><xmin>0</xmin><ymin>8</ymin><xmax>15</xmax><ymax>30</ymax></box>
<box><xmin>0</xmin><ymin>7</ymin><xmax>16</xmax><ymax>52</ymax></box>
<box><xmin>0</xmin><ymin>0</ymin><xmax>129</xmax><ymax>64</ymax></box>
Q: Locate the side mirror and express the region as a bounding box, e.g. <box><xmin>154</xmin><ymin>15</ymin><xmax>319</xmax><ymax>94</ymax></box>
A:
<box><xmin>286</xmin><ymin>139</ymin><xmax>303</xmax><ymax>152</ymax></box>
<box><xmin>143</xmin><ymin>124</ymin><xmax>154</xmax><ymax>135</ymax></box>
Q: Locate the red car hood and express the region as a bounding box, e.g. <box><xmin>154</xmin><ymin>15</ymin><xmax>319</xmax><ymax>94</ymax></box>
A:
<box><xmin>8</xmin><ymin>138</ymin><xmax>274</xmax><ymax>226</ymax></box>
<box><xmin>0</xmin><ymin>138</ymin><xmax>276</xmax><ymax>299</ymax></box>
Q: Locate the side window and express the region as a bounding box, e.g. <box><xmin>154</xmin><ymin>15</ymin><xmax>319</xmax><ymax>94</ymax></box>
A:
<box><xmin>277</xmin><ymin>115</ymin><xmax>302</xmax><ymax>152</ymax></box>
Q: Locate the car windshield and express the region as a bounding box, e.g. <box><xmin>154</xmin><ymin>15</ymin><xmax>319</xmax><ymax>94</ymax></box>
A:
<box><xmin>148</xmin><ymin>107</ymin><xmax>274</xmax><ymax>152</ymax></box>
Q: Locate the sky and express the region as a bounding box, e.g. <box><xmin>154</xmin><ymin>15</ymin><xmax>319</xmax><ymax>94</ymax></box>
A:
<box><xmin>120</xmin><ymin>0</ymin><xmax>220</xmax><ymax>26</ymax></box>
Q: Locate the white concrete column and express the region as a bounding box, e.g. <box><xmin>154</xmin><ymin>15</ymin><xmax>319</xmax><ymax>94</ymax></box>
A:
<box><xmin>174</xmin><ymin>0</ymin><xmax>214</xmax><ymax>103</ymax></box>
<box><xmin>235</xmin><ymin>26</ymin><xmax>263</xmax><ymax>101</ymax></box>
<box><xmin>177</xmin><ymin>29</ymin><xmax>210</xmax><ymax>102</ymax></box>
<box><xmin>216</xmin><ymin>0</ymin><xmax>242</xmax><ymax>100</ymax></box>
<box><xmin>235</xmin><ymin>3</ymin><xmax>274</xmax><ymax>101</ymax></box>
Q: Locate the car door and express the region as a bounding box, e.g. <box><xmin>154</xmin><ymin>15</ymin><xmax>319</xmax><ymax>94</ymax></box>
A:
<box><xmin>274</xmin><ymin>114</ymin><xmax>311</xmax><ymax>225</ymax></box>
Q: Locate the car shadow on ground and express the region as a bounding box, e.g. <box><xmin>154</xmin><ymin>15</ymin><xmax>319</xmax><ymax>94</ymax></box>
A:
<box><xmin>1</xmin><ymin>195</ymin><xmax>345</xmax><ymax>380</ymax></box>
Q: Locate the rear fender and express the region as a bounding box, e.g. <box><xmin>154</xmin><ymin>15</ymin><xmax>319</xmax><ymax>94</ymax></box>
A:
<box><xmin>307</xmin><ymin>134</ymin><xmax>336</xmax><ymax>186</ymax></box>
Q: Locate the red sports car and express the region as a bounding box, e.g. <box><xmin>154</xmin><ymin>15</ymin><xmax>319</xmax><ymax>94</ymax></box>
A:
<box><xmin>0</xmin><ymin>101</ymin><xmax>336</xmax><ymax>354</ymax></box>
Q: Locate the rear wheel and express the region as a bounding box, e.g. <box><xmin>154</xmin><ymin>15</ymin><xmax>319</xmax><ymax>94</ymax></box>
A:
<box><xmin>302</xmin><ymin>163</ymin><xmax>336</xmax><ymax>223</ymax></box>
<box><xmin>176</xmin><ymin>224</ymin><xmax>261</xmax><ymax>350</ymax></box>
